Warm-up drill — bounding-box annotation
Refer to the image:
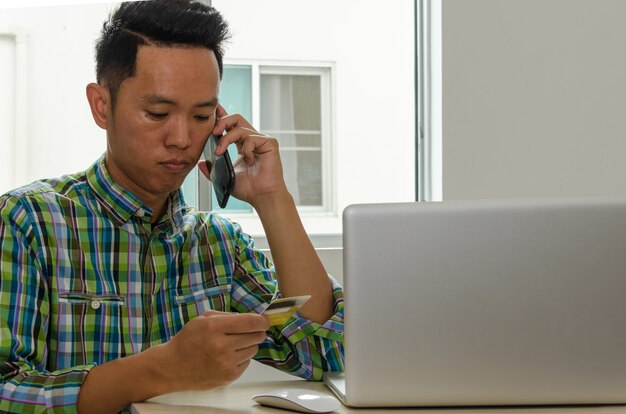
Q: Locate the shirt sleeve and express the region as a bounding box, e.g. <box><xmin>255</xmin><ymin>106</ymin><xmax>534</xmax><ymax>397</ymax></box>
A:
<box><xmin>226</xmin><ymin>220</ymin><xmax>344</xmax><ymax>381</ymax></box>
<box><xmin>0</xmin><ymin>195</ymin><xmax>96</xmax><ymax>414</ymax></box>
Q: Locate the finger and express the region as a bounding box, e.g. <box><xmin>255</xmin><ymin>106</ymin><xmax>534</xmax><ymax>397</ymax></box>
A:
<box><xmin>212</xmin><ymin>105</ymin><xmax>228</xmax><ymax>136</ymax></box>
<box><xmin>216</xmin><ymin>103</ymin><xmax>228</xmax><ymax>119</ymax></box>
<box><xmin>197</xmin><ymin>159</ymin><xmax>210</xmax><ymax>179</ymax></box>
<box><xmin>241</xmin><ymin>135</ymin><xmax>258</xmax><ymax>166</ymax></box>
<box><xmin>213</xmin><ymin>127</ymin><xmax>259</xmax><ymax>155</ymax></box>
<box><xmin>212</xmin><ymin>112</ymin><xmax>239</xmax><ymax>137</ymax></box>
<box><xmin>226</xmin><ymin>313</ymin><xmax>270</xmax><ymax>334</ymax></box>
<box><xmin>206</xmin><ymin>312</ymin><xmax>270</xmax><ymax>334</ymax></box>
<box><xmin>237</xmin><ymin>358</ymin><xmax>252</xmax><ymax>371</ymax></box>
<box><xmin>234</xmin><ymin>344</ymin><xmax>260</xmax><ymax>365</ymax></box>
<box><xmin>223</xmin><ymin>360</ymin><xmax>249</xmax><ymax>385</ymax></box>
<box><xmin>214</xmin><ymin>115</ymin><xmax>257</xmax><ymax>142</ymax></box>
<box><xmin>241</xmin><ymin>135</ymin><xmax>278</xmax><ymax>163</ymax></box>
<box><xmin>228</xmin><ymin>331</ymin><xmax>267</xmax><ymax>351</ymax></box>
<box><xmin>215</xmin><ymin>132</ymin><xmax>257</xmax><ymax>158</ymax></box>
<box><xmin>216</xmin><ymin>332</ymin><xmax>265</xmax><ymax>361</ymax></box>
<box><xmin>219</xmin><ymin>332</ymin><xmax>265</xmax><ymax>358</ymax></box>
<box><xmin>218</xmin><ymin>131</ymin><xmax>273</xmax><ymax>159</ymax></box>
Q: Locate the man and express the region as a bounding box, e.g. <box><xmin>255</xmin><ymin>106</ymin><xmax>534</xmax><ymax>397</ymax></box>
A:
<box><xmin>0</xmin><ymin>1</ymin><xmax>344</xmax><ymax>413</ymax></box>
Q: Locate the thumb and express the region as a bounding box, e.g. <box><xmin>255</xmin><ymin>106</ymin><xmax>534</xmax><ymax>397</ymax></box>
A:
<box><xmin>197</xmin><ymin>160</ymin><xmax>210</xmax><ymax>180</ymax></box>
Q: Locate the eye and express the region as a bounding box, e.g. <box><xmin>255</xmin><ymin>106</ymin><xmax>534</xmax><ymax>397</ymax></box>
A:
<box><xmin>146</xmin><ymin>111</ymin><xmax>167</xmax><ymax>120</ymax></box>
<box><xmin>194</xmin><ymin>114</ymin><xmax>212</xmax><ymax>122</ymax></box>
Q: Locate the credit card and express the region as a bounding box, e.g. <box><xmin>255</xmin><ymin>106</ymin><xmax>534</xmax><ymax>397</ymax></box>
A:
<box><xmin>262</xmin><ymin>295</ymin><xmax>311</xmax><ymax>326</ymax></box>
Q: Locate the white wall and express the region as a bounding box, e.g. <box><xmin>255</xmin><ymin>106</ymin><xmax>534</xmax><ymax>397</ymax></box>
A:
<box><xmin>0</xmin><ymin>3</ymin><xmax>113</xmax><ymax>194</ymax></box>
<box><xmin>443</xmin><ymin>0</ymin><xmax>626</xmax><ymax>200</ymax></box>
<box><xmin>0</xmin><ymin>1</ymin><xmax>416</xmax><ymax>237</ymax></box>
<box><xmin>0</xmin><ymin>34</ymin><xmax>16</xmax><ymax>191</ymax></box>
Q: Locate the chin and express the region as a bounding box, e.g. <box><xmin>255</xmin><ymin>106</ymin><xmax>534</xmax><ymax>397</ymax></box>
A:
<box><xmin>158</xmin><ymin>171</ymin><xmax>188</xmax><ymax>188</ymax></box>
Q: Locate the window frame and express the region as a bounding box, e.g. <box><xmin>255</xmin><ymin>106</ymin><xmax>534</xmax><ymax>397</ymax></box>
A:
<box><xmin>417</xmin><ymin>0</ymin><xmax>442</xmax><ymax>202</ymax></box>
<box><xmin>199</xmin><ymin>59</ymin><xmax>335</xmax><ymax>218</ymax></box>
<box><xmin>258</xmin><ymin>64</ymin><xmax>333</xmax><ymax>213</ymax></box>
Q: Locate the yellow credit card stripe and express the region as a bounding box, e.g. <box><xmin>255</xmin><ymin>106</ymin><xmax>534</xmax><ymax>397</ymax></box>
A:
<box><xmin>262</xmin><ymin>295</ymin><xmax>311</xmax><ymax>326</ymax></box>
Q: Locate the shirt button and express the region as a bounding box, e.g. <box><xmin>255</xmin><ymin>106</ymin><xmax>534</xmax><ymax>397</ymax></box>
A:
<box><xmin>91</xmin><ymin>300</ymin><xmax>101</xmax><ymax>310</ymax></box>
<box><xmin>136</xmin><ymin>208</ymin><xmax>145</xmax><ymax>218</ymax></box>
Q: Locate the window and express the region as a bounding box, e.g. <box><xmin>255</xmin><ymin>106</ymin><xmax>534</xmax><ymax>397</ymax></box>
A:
<box><xmin>191</xmin><ymin>63</ymin><xmax>332</xmax><ymax>214</ymax></box>
<box><xmin>260</xmin><ymin>69</ymin><xmax>328</xmax><ymax>209</ymax></box>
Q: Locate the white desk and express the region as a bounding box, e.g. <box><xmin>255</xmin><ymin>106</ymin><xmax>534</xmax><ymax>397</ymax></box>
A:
<box><xmin>130</xmin><ymin>380</ymin><xmax>626</xmax><ymax>414</ymax></box>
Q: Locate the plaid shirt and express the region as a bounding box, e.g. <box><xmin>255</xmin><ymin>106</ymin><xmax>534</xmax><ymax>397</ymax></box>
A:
<box><xmin>0</xmin><ymin>156</ymin><xmax>344</xmax><ymax>413</ymax></box>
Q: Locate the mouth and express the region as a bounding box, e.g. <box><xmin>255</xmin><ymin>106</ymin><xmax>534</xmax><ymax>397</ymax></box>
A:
<box><xmin>159</xmin><ymin>159</ymin><xmax>192</xmax><ymax>173</ymax></box>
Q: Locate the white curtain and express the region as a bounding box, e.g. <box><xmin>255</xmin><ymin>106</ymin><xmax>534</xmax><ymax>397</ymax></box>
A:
<box><xmin>261</xmin><ymin>75</ymin><xmax>300</xmax><ymax>203</ymax></box>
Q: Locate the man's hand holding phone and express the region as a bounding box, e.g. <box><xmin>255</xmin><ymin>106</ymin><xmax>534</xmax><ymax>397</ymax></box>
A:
<box><xmin>199</xmin><ymin>105</ymin><xmax>334</xmax><ymax>325</ymax></box>
<box><xmin>199</xmin><ymin>104</ymin><xmax>288</xmax><ymax>209</ymax></box>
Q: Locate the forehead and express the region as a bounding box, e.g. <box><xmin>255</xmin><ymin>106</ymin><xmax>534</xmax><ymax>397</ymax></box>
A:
<box><xmin>121</xmin><ymin>45</ymin><xmax>220</xmax><ymax>103</ymax></box>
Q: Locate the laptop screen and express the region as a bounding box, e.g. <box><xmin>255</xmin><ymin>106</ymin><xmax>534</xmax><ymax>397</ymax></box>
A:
<box><xmin>338</xmin><ymin>199</ymin><xmax>626</xmax><ymax>407</ymax></box>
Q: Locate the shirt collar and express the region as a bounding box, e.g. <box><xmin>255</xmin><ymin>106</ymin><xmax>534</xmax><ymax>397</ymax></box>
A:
<box><xmin>86</xmin><ymin>155</ymin><xmax>186</xmax><ymax>231</ymax></box>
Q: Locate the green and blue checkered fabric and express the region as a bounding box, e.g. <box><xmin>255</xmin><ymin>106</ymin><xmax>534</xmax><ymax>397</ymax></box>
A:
<box><xmin>0</xmin><ymin>156</ymin><xmax>344</xmax><ymax>413</ymax></box>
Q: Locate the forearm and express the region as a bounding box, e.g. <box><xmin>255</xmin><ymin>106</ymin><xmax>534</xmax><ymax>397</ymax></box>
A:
<box><xmin>77</xmin><ymin>344</ymin><xmax>170</xmax><ymax>414</ymax></box>
<box><xmin>254</xmin><ymin>191</ymin><xmax>333</xmax><ymax>323</ymax></box>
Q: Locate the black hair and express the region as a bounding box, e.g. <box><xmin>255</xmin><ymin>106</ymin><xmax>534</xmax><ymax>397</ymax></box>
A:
<box><xmin>95</xmin><ymin>0</ymin><xmax>230</xmax><ymax>110</ymax></box>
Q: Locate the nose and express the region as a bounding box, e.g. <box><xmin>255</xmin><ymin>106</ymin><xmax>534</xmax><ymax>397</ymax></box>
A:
<box><xmin>165</xmin><ymin>117</ymin><xmax>192</xmax><ymax>149</ymax></box>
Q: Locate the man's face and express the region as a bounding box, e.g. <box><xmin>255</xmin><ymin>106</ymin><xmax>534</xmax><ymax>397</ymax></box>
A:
<box><xmin>104</xmin><ymin>45</ymin><xmax>219</xmax><ymax>206</ymax></box>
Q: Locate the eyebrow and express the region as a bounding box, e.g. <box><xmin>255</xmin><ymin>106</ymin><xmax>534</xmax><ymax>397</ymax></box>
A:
<box><xmin>141</xmin><ymin>94</ymin><xmax>218</xmax><ymax>108</ymax></box>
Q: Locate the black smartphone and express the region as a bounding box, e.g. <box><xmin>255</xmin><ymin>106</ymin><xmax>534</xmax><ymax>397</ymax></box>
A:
<box><xmin>203</xmin><ymin>134</ymin><xmax>235</xmax><ymax>208</ymax></box>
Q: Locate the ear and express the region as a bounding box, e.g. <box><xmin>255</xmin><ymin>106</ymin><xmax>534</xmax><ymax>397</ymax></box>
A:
<box><xmin>86</xmin><ymin>82</ymin><xmax>111</xmax><ymax>130</ymax></box>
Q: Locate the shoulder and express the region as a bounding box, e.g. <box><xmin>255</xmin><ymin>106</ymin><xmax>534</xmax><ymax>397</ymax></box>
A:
<box><xmin>3</xmin><ymin>171</ymin><xmax>87</xmax><ymax>202</ymax></box>
<box><xmin>183</xmin><ymin>207</ymin><xmax>242</xmax><ymax>235</ymax></box>
<box><xmin>1</xmin><ymin>171</ymin><xmax>88</xmax><ymax>223</ymax></box>
<box><xmin>182</xmin><ymin>208</ymin><xmax>258</xmax><ymax>247</ymax></box>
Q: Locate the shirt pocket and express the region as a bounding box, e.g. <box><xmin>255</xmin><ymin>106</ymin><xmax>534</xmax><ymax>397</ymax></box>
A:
<box><xmin>54</xmin><ymin>292</ymin><xmax>126</xmax><ymax>367</ymax></box>
<box><xmin>174</xmin><ymin>283</ymin><xmax>232</xmax><ymax>321</ymax></box>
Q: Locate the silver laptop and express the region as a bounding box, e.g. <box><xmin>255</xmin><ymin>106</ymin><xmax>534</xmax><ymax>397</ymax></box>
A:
<box><xmin>324</xmin><ymin>199</ymin><xmax>626</xmax><ymax>407</ymax></box>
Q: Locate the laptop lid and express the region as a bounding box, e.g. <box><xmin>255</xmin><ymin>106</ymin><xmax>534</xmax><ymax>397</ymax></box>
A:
<box><xmin>337</xmin><ymin>199</ymin><xmax>626</xmax><ymax>407</ymax></box>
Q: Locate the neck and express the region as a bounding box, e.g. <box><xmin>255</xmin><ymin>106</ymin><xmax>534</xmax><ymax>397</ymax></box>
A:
<box><xmin>151</xmin><ymin>201</ymin><xmax>169</xmax><ymax>223</ymax></box>
<box><xmin>103</xmin><ymin>154</ymin><xmax>170</xmax><ymax>223</ymax></box>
